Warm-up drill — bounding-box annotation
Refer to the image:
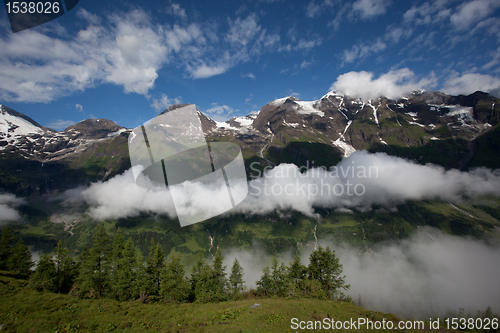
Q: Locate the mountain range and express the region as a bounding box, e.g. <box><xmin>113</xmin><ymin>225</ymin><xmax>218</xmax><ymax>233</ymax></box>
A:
<box><xmin>1</xmin><ymin>89</ymin><xmax>499</xmax><ymax>195</ymax></box>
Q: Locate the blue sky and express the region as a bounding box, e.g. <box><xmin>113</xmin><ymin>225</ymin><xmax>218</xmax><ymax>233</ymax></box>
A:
<box><xmin>1</xmin><ymin>0</ymin><xmax>500</xmax><ymax>129</ymax></box>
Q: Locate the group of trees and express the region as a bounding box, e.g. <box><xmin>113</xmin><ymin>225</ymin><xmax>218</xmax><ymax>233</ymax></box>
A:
<box><xmin>1</xmin><ymin>223</ymin><xmax>350</xmax><ymax>304</ymax></box>
<box><xmin>0</xmin><ymin>226</ymin><xmax>33</xmax><ymax>275</ymax></box>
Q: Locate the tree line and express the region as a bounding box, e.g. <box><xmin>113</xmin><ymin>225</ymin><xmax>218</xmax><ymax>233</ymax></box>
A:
<box><xmin>0</xmin><ymin>224</ymin><xmax>350</xmax><ymax>303</ymax></box>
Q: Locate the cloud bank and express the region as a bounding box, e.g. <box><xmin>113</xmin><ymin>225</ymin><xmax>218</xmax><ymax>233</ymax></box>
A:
<box><xmin>64</xmin><ymin>151</ymin><xmax>500</xmax><ymax>222</ymax></box>
<box><xmin>0</xmin><ymin>193</ymin><xmax>25</xmax><ymax>223</ymax></box>
<box><xmin>222</xmin><ymin>227</ymin><xmax>500</xmax><ymax>319</ymax></box>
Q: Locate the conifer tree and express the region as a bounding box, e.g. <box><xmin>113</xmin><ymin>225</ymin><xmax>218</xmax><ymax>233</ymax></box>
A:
<box><xmin>54</xmin><ymin>241</ymin><xmax>76</xmax><ymax>293</ymax></box>
<box><xmin>0</xmin><ymin>226</ymin><xmax>16</xmax><ymax>270</ymax></box>
<box><xmin>29</xmin><ymin>254</ymin><xmax>56</xmax><ymax>291</ymax></box>
<box><xmin>211</xmin><ymin>247</ymin><xmax>228</xmax><ymax>300</ymax></box>
<box><xmin>77</xmin><ymin>223</ymin><xmax>111</xmax><ymax>298</ymax></box>
<box><xmin>228</xmin><ymin>258</ymin><xmax>245</xmax><ymax>298</ymax></box>
<box><xmin>287</xmin><ymin>253</ymin><xmax>307</xmax><ymax>297</ymax></box>
<box><xmin>307</xmin><ymin>246</ymin><xmax>349</xmax><ymax>299</ymax></box>
<box><xmin>112</xmin><ymin>237</ymin><xmax>140</xmax><ymax>301</ymax></box>
<box><xmin>144</xmin><ymin>239</ymin><xmax>165</xmax><ymax>297</ymax></box>
<box><xmin>270</xmin><ymin>257</ymin><xmax>288</xmax><ymax>297</ymax></box>
<box><xmin>160</xmin><ymin>253</ymin><xmax>190</xmax><ymax>303</ymax></box>
<box><xmin>256</xmin><ymin>266</ymin><xmax>272</xmax><ymax>296</ymax></box>
<box><xmin>8</xmin><ymin>239</ymin><xmax>33</xmax><ymax>275</ymax></box>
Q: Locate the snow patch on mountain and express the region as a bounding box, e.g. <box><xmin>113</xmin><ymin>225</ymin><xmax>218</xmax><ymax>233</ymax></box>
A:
<box><xmin>0</xmin><ymin>105</ymin><xmax>44</xmax><ymax>136</ymax></box>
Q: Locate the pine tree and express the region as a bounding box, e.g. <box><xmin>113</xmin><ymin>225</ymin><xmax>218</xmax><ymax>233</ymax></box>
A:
<box><xmin>8</xmin><ymin>239</ymin><xmax>33</xmax><ymax>275</ymax></box>
<box><xmin>30</xmin><ymin>254</ymin><xmax>56</xmax><ymax>291</ymax></box>
<box><xmin>160</xmin><ymin>253</ymin><xmax>190</xmax><ymax>303</ymax></box>
<box><xmin>0</xmin><ymin>226</ymin><xmax>16</xmax><ymax>270</ymax></box>
<box><xmin>307</xmin><ymin>246</ymin><xmax>349</xmax><ymax>299</ymax></box>
<box><xmin>228</xmin><ymin>258</ymin><xmax>245</xmax><ymax>298</ymax></box>
<box><xmin>54</xmin><ymin>241</ymin><xmax>77</xmax><ymax>293</ymax></box>
<box><xmin>76</xmin><ymin>223</ymin><xmax>111</xmax><ymax>298</ymax></box>
<box><xmin>144</xmin><ymin>239</ymin><xmax>165</xmax><ymax>297</ymax></box>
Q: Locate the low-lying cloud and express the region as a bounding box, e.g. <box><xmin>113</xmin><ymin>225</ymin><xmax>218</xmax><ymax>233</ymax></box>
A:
<box><xmin>64</xmin><ymin>151</ymin><xmax>500</xmax><ymax>221</ymax></box>
<box><xmin>0</xmin><ymin>193</ymin><xmax>25</xmax><ymax>223</ymax></box>
<box><xmin>222</xmin><ymin>227</ymin><xmax>500</xmax><ymax>319</ymax></box>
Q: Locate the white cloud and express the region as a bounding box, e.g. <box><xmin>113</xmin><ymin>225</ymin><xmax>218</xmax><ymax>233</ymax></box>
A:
<box><xmin>238</xmin><ymin>151</ymin><xmax>500</xmax><ymax>216</ymax></box>
<box><xmin>46</xmin><ymin>119</ymin><xmax>76</xmax><ymax>131</ymax></box>
<box><xmin>341</xmin><ymin>40</ymin><xmax>386</xmax><ymax>64</ymax></box>
<box><xmin>169</xmin><ymin>3</ymin><xmax>187</xmax><ymax>18</ymax></box>
<box><xmin>0</xmin><ymin>8</ymin><xmax>170</xmax><ymax>102</ymax></box>
<box><xmin>352</xmin><ymin>0</ymin><xmax>391</xmax><ymax>19</ymax></box>
<box><xmin>330</xmin><ymin>68</ymin><xmax>435</xmax><ymax>100</ymax></box>
<box><xmin>403</xmin><ymin>0</ymin><xmax>451</xmax><ymax>25</ymax></box>
<box><xmin>441</xmin><ymin>72</ymin><xmax>500</xmax><ymax>97</ymax></box>
<box><xmin>450</xmin><ymin>0</ymin><xmax>500</xmax><ymax>30</ymax></box>
<box><xmin>0</xmin><ymin>193</ymin><xmax>24</xmax><ymax>223</ymax></box>
<box><xmin>75</xmin><ymin>104</ymin><xmax>83</xmax><ymax>112</ymax></box>
<box><xmin>150</xmin><ymin>94</ymin><xmax>182</xmax><ymax>112</ymax></box>
<box><xmin>226</xmin><ymin>14</ymin><xmax>261</xmax><ymax>46</ymax></box>
<box><xmin>242</xmin><ymin>73</ymin><xmax>256</xmax><ymax>79</ymax></box>
<box><xmin>306</xmin><ymin>0</ymin><xmax>333</xmax><ymax>18</ymax></box>
<box><xmin>68</xmin><ymin>151</ymin><xmax>500</xmax><ymax>229</ymax></box>
<box><xmin>204</xmin><ymin>103</ymin><xmax>235</xmax><ymax>121</ymax></box>
<box><xmin>189</xmin><ymin>64</ymin><xmax>228</xmax><ymax>79</ymax></box>
<box><xmin>294</xmin><ymin>38</ymin><xmax>323</xmax><ymax>51</ymax></box>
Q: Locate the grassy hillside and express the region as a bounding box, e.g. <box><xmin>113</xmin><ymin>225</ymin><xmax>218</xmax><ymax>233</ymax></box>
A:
<box><xmin>0</xmin><ymin>271</ymin><xmax>449</xmax><ymax>333</ymax></box>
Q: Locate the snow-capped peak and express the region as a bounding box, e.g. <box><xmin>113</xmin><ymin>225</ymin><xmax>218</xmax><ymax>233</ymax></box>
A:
<box><xmin>0</xmin><ymin>105</ymin><xmax>44</xmax><ymax>136</ymax></box>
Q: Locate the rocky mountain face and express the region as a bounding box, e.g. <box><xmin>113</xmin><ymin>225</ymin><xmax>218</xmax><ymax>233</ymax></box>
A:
<box><xmin>1</xmin><ymin>90</ymin><xmax>499</xmax><ymax>195</ymax></box>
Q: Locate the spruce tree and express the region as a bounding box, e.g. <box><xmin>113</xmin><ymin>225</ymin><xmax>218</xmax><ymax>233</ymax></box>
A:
<box><xmin>112</xmin><ymin>237</ymin><xmax>140</xmax><ymax>301</ymax></box>
<box><xmin>270</xmin><ymin>257</ymin><xmax>287</xmax><ymax>297</ymax></box>
<box><xmin>307</xmin><ymin>246</ymin><xmax>349</xmax><ymax>299</ymax></box>
<box><xmin>29</xmin><ymin>254</ymin><xmax>56</xmax><ymax>291</ymax></box>
<box><xmin>8</xmin><ymin>239</ymin><xmax>33</xmax><ymax>275</ymax></box>
<box><xmin>76</xmin><ymin>223</ymin><xmax>111</xmax><ymax>298</ymax></box>
<box><xmin>256</xmin><ymin>266</ymin><xmax>272</xmax><ymax>296</ymax></box>
<box><xmin>228</xmin><ymin>258</ymin><xmax>245</xmax><ymax>298</ymax></box>
<box><xmin>54</xmin><ymin>241</ymin><xmax>76</xmax><ymax>293</ymax></box>
<box><xmin>211</xmin><ymin>247</ymin><xmax>228</xmax><ymax>301</ymax></box>
<box><xmin>160</xmin><ymin>253</ymin><xmax>190</xmax><ymax>303</ymax></box>
<box><xmin>0</xmin><ymin>226</ymin><xmax>16</xmax><ymax>270</ymax></box>
<box><xmin>287</xmin><ymin>253</ymin><xmax>307</xmax><ymax>297</ymax></box>
<box><xmin>144</xmin><ymin>239</ymin><xmax>165</xmax><ymax>297</ymax></box>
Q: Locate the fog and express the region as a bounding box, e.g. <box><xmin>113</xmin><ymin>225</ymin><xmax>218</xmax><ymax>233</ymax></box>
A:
<box><xmin>0</xmin><ymin>193</ymin><xmax>24</xmax><ymax>224</ymax></box>
<box><xmin>222</xmin><ymin>227</ymin><xmax>500</xmax><ymax>319</ymax></box>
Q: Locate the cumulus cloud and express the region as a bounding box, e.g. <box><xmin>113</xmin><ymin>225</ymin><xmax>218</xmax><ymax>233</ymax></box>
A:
<box><xmin>0</xmin><ymin>8</ymin><xmax>288</xmax><ymax>101</ymax></box>
<box><xmin>330</xmin><ymin>68</ymin><xmax>435</xmax><ymax>101</ymax></box>
<box><xmin>441</xmin><ymin>72</ymin><xmax>500</xmax><ymax>97</ymax></box>
<box><xmin>0</xmin><ymin>9</ymin><xmax>172</xmax><ymax>102</ymax></box>
<box><xmin>0</xmin><ymin>193</ymin><xmax>25</xmax><ymax>223</ymax></box>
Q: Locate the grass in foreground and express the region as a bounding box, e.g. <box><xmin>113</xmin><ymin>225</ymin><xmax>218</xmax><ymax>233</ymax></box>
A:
<box><xmin>0</xmin><ymin>271</ymin><xmax>462</xmax><ymax>333</ymax></box>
